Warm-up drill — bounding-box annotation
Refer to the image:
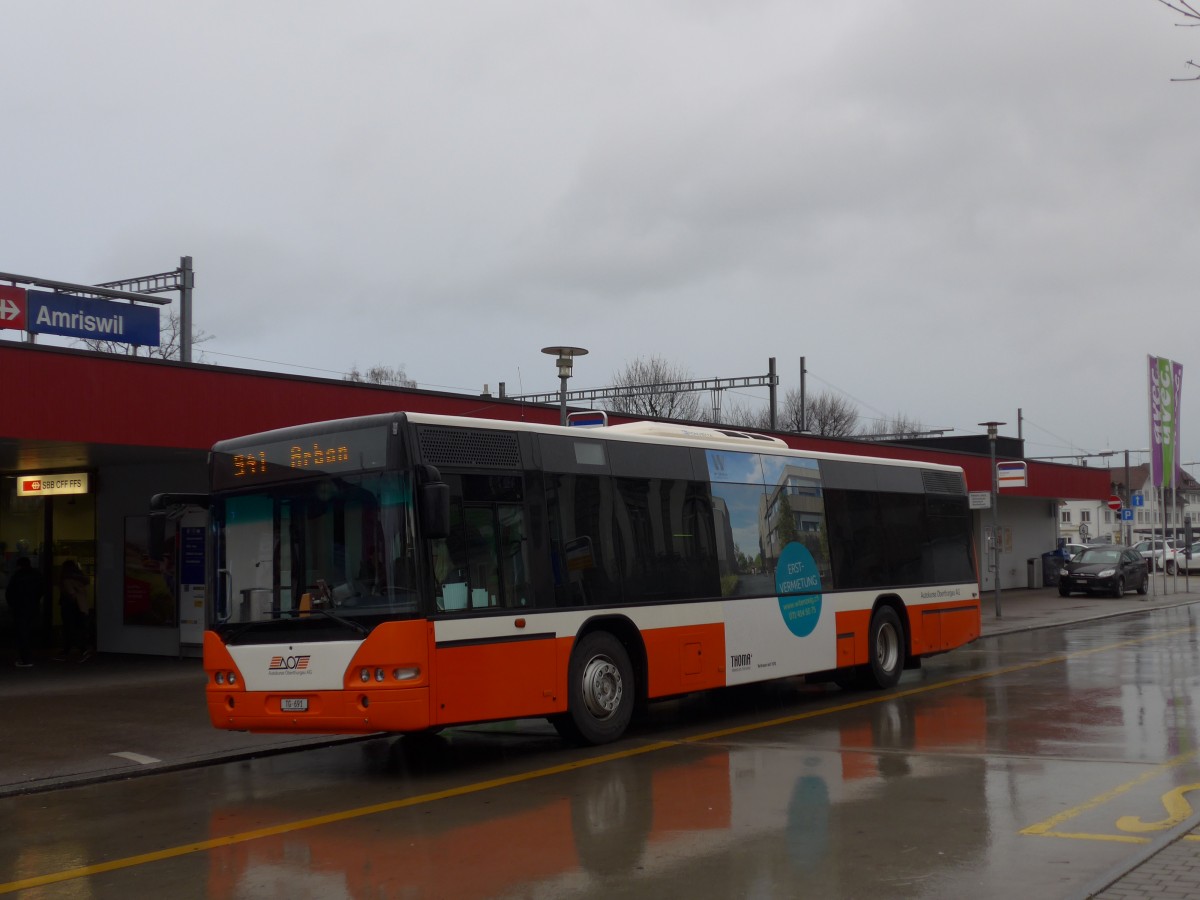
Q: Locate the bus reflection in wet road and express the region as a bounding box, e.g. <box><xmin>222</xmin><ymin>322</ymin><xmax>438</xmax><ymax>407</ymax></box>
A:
<box><xmin>200</xmin><ymin>688</ymin><xmax>995</xmax><ymax>899</ymax></box>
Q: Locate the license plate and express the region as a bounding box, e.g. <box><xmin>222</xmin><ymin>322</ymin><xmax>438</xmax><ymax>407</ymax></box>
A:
<box><xmin>281</xmin><ymin>698</ymin><xmax>308</xmax><ymax>712</ymax></box>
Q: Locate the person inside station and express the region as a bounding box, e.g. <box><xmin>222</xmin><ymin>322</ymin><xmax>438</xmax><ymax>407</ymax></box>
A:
<box><xmin>6</xmin><ymin>556</ymin><xmax>45</xmax><ymax>667</ymax></box>
<box><xmin>55</xmin><ymin>559</ymin><xmax>92</xmax><ymax>662</ymax></box>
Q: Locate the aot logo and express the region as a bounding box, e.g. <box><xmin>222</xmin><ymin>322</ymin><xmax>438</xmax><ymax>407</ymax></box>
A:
<box><xmin>268</xmin><ymin>655</ymin><xmax>311</xmax><ymax>674</ymax></box>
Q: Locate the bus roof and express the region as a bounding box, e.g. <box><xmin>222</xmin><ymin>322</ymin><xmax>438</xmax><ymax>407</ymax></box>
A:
<box><xmin>401</xmin><ymin>412</ymin><xmax>963</xmax><ymax>474</ymax></box>
<box><xmin>212</xmin><ymin>410</ymin><xmax>964</xmax><ymax>476</ymax></box>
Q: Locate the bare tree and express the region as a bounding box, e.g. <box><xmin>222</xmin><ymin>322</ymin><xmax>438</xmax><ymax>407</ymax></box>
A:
<box><xmin>860</xmin><ymin>413</ymin><xmax>925</xmax><ymax>440</ymax></box>
<box><xmin>775</xmin><ymin>388</ymin><xmax>859</xmax><ymax>437</ymax></box>
<box><xmin>605</xmin><ymin>356</ymin><xmax>703</xmax><ymax>421</ymax></box>
<box><xmin>75</xmin><ymin>309</ymin><xmax>212</xmax><ymax>360</ymax></box>
<box><xmin>718</xmin><ymin>401</ymin><xmax>772</xmax><ymax>430</ymax></box>
<box><xmin>1154</xmin><ymin>0</ymin><xmax>1200</xmax><ymax>80</ymax></box>
<box><xmin>345</xmin><ymin>364</ymin><xmax>417</xmax><ymax>388</ymax></box>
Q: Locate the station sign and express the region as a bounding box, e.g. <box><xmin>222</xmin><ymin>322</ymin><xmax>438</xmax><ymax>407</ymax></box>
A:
<box><xmin>17</xmin><ymin>472</ymin><xmax>90</xmax><ymax>496</ymax></box>
<box><xmin>997</xmin><ymin>461</ymin><xmax>1027</xmax><ymax>489</ymax></box>
<box><xmin>25</xmin><ymin>290</ymin><xmax>159</xmax><ymax>346</ymax></box>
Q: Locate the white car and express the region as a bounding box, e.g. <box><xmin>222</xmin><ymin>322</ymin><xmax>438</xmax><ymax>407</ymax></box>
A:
<box><xmin>1131</xmin><ymin>539</ymin><xmax>1178</xmax><ymax>571</ymax></box>
<box><xmin>1166</xmin><ymin>542</ymin><xmax>1200</xmax><ymax>574</ymax></box>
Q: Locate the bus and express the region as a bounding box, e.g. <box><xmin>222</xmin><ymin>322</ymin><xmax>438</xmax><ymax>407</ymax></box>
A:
<box><xmin>199</xmin><ymin>411</ymin><xmax>980</xmax><ymax>745</ymax></box>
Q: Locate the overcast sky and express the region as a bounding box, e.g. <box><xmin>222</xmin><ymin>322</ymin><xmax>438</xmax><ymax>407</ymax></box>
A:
<box><xmin>3</xmin><ymin>1</ymin><xmax>1198</xmax><ymax>467</ymax></box>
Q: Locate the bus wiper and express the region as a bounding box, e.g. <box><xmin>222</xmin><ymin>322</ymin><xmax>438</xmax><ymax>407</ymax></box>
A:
<box><xmin>306</xmin><ymin>606</ymin><xmax>370</xmax><ymax>635</ymax></box>
<box><xmin>222</xmin><ymin>607</ymin><xmax>368</xmax><ymax>639</ymax></box>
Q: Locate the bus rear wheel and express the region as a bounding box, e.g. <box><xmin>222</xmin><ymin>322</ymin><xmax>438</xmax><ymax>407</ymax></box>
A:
<box><xmin>553</xmin><ymin>631</ymin><xmax>635</xmax><ymax>746</ymax></box>
<box><xmin>833</xmin><ymin>606</ymin><xmax>906</xmax><ymax>691</ymax></box>
<box><xmin>865</xmin><ymin>606</ymin><xmax>905</xmax><ymax>690</ymax></box>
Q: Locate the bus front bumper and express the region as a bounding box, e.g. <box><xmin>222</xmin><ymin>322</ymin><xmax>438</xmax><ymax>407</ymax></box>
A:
<box><xmin>206</xmin><ymin>686</ymin><xmax>432</xmax><ymax>734</ymax></box>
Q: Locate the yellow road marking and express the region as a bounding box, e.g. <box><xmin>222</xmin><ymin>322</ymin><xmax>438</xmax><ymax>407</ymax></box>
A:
<box><xmin>1</xmin><ymin>622</ymin><xmax>1194</xmax><ymax>894</ymax></box>
<box><xmin>1117</xmin><ymin>783</ymin><xmax>1200</xmax><ymax>833</ymax></box>
<box><xmin>1021</xmin><ymin>750</ymin><xmax>1200</xmax><ymax>841</ymax></box>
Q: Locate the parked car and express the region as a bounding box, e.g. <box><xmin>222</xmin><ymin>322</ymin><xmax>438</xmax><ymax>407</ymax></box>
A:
<box><xmin>1130</xmin><ymin>539</ymin><xmax>1178</xmax><ymax>572</ymax></box>
<box><xmin>1063</xmin><ymin>543</ymin><xmax>1096</xmax><ymax>560</ymax></box>
<box><xmin>1058</xmin><ymin>545</ymin><xmax>1149</xmax><ymax>597</ymax></box>
<box><xmin>1166</xmin><ymin>542</ymin><xmax>1200</xmax><ymax>574</ymax></box>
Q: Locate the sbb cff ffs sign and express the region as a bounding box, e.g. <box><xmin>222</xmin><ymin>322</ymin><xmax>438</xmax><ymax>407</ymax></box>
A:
<box><xmin>17</xmin><ymin>473</ymin><xmax>90</xmax><ymax>497</ymax></box>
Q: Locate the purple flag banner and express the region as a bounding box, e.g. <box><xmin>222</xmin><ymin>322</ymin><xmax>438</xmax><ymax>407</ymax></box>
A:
<box><xmin>1148</xmin><ymin>355</ymin><xmax>1184</xmax><ymax>489</ymax></box>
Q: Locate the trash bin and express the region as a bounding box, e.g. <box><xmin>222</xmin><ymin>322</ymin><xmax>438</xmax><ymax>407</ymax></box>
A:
<box><xmin>1027</xmin><ymin>557</ymin><xmax>1041</xmax><ymax>589</ymax></box>
<box><xmin>1042</xmin><ymin>550</ymin><xmax>1066</xmax><ymax>586</ymax></box>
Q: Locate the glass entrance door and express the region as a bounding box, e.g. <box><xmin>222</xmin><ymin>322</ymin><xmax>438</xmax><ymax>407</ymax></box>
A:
<box><xmin>49</xmin><ymin>494</ymin><xmax>96</xmax><ymax>655</ymax></box>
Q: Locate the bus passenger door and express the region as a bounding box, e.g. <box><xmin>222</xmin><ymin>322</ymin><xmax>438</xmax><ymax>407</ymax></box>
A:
<box><xmin>434</xmin><ymin>501</ymin><xmax>558</xmax><ymax>723</ymax></box>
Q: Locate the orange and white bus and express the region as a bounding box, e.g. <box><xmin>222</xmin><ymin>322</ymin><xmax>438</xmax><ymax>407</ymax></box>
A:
<box><xmin>201</xmin><ymin>412</ymin><xmax>980</xmax><ymax>745</ymax></box>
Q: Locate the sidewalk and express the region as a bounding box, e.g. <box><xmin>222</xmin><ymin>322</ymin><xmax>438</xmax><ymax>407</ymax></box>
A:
<box><xmin>3</xmin><ymin>586</ymin><xmax>1199</xmax><ymax>899</ymax></box>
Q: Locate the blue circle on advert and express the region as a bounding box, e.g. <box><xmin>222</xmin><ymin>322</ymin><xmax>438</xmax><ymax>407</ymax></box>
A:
<box><xmin>776</xmin><ymin>542</ymin><xmax>823</xmax><ymax>638</ymax></box>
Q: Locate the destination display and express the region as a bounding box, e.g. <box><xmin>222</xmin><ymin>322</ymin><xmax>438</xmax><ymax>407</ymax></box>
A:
<box><xmin>212</xmin><ymin>426</ymin><xmax>389</xmax><ymax>489</ymax></box>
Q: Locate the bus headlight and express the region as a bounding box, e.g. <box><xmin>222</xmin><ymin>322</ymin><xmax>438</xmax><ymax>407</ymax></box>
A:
<box><xmin>374</xmin><ymin>668</ymin><xmax>386</xmax><ymax>682</ymax></box>
<box><xmin>215</xmin><ymin>672</ymin><xmax>225</xmax><ymax>685</ymax></box>
<box><xmin>393</xmin><ymin>667</ymin><xmax>421</xmax><ymax>681</ymax></box>
<box><xmin>360</xmin><ymin>668</ymin><xmax>371</xmax><ymax>683</ymax></box>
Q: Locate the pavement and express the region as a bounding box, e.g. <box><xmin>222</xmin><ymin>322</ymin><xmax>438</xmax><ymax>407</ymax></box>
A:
<box><xmin>4</xmin><ymin>583</ymin><xmax>1200</xmax><ymax>898</ymax></box>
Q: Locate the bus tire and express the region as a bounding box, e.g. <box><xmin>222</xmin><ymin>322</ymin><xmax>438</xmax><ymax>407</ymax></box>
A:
<box><xmin>558</xmin><ymin>631</ymin><xmax>635</xmax><ymax>746</ymax></box>
<box><xmin>864</xmin><ymin>606</ymin><xmax>905</xmax><ymax>690</ymax></box>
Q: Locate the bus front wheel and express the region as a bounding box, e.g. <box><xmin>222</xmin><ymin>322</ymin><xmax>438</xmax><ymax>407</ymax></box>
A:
<box><xmin>554</xmin><ymin>631</ymin><xmax>635</xmax><ymax>746</ymax></box>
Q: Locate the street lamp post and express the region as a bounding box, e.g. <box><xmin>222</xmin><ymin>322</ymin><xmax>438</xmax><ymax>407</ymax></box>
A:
<box><xmin>541</xmin><ymin>346</ymin><xmax>588</xmax><ymax>426</ymax></box>
<box><xmin>979</xmin><ymin>421</ymin><xmax>1006</xmax><ymax>618</ymax></box>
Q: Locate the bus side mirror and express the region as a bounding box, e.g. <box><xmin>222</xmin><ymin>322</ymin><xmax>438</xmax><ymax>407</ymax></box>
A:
<box><xmin>421</xmin><ymin>483</ymin><xmax>450</xmax><ymax>540</ymax></box>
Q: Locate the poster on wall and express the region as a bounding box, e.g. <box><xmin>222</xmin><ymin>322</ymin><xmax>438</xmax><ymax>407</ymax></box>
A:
<box><xmin>178</xmin><ymin>519</ymin><xmax>207</xmax><ymax>645</ymax></box>
<box><xmin>124</xmin><ymin>516</ymin><xmax>177</xmax><ymax>627</ymax></box>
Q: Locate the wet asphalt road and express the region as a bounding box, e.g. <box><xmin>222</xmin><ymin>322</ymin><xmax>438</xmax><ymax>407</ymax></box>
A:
<box><xmin>6</xmin><ymin>602</ymin><xmax>1200</xmax><ymax>898</ymax></box>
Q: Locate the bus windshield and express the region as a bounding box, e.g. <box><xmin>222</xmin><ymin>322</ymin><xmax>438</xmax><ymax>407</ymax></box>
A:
<box><xmin>213</xmin><ymin>471</ymin><xmax>419</xmax><ymax>627</ymax></box>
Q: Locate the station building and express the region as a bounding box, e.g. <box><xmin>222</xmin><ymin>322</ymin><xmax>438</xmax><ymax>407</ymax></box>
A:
<box><xmin>1</xmin><ymin>341</ymin><xmax>1110</xmax><ymax>659</ymax></box>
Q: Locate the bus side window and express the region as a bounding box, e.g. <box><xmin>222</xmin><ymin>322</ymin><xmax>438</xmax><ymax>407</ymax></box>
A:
<box><xmin>498</xmin><ymin>504</ymin><xmax>530</xmax><ymax>608</ymax></box>
<box><xmin>464</xmin><ymin>506</ymin><xmax>499</xmax><ymax>608</ymax></box>
<box><xmin>437</xmin><ymin>501</ymin><xmax>471</xmax><ymax>611</ymax></box>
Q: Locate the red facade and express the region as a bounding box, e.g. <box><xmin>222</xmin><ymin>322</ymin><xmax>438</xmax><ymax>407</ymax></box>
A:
<box><xmin>2</xmin><ymin>342</ymin><xmax>1110</xmax><ymax>501</ymax></box>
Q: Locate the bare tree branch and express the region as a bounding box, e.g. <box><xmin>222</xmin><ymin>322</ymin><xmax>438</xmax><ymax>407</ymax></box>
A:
<box><xmin>1154</xmin><ymin>0</ymin><xmax>1200</xmax><ymax>21</ymax></box>
<box><xmin>604</xmin><ymin>356</ymin><xmax>704</xmax><ymax>421</ymax></box>
<box><xmin>1155</xmin><ymin>0</ymin><xmax>1200</xmax><ymax>77</ymax></box>
<box><xmin>775</xmin><ymin>388</ymin><xmax>859</xmax><ymax>437</ymax></box>
<box><xmin>1173</xmin><ymin>60</ymin><xmax>1200</xmax><ymax>80</ymax></box>
<box><xmin>860</xmin><ymin>413</ymin><xmax>926</xmax><ymax>440</ymax></box>
<box><xmin>75</xmin><ymin>309</ymin><xmax>212</xmax><ymax>360</ymax></box>
<box><xmin>345</xmin><ymin>363</ymin><xmax>417</xmax><ymax>387</ymax></box>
